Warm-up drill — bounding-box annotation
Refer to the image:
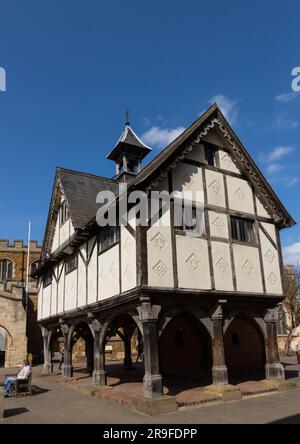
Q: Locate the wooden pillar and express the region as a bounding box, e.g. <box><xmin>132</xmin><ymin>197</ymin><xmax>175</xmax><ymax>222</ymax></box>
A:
<box><xmin>123</xmin><ymin>333</ymin><xmax>133</xmax><ymax>369</ymax></box>
<box><xmin>41</xmin><ymin>326</ymin><xmax>53</xmax><ymax>375</ymax></box>
<box><xmin>138</xmin><ymin>298</ymin><xmax>162</xmax><ymax>398</ymax></box>
<box><xmin>265</xmin><ymin>308</ymin><xmax>285</xmax><ymax>380</ymax></box>
<box><xmin>89</xmin><ymin>316</ymin><xmax>106</xmax><ymax>386</ymax></box>
<box><xmin>211</xmin><ymin>304</ymin><xmax>228</xmax><ymax>385</ymax></box>
<box><xmin>86</xmin><ymin>339</ymin><xmax>94</xmax><ymax>374</ymax></box>
<box><xmin>60</xmin><ymin>321</ymin><xmax>73</xmax><ymax>379</ymax></box>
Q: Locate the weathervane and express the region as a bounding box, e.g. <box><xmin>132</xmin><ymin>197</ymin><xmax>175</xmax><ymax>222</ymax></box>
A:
<box><xmin>125</xmin><ymin>109</ymin><xmax>130</xmax><ymax>127</ymax></box>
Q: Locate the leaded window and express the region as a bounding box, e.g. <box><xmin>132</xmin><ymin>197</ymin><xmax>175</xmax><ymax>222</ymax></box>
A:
<box><xmin>0</xmin><ymin>259</ymin><xmax>13</xmax><ymax>281</ymax></box>
<box><xmin>230</xmin><ymin>216</ymin><xmax>255</xmax><ymax>244</ymax></box>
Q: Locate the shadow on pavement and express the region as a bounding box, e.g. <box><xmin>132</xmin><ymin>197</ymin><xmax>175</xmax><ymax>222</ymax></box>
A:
<box><xmin>4</xmin><ymin>407</ymin><xmax>29</xmax><ymax>418</ymax></box>
<box><xmin>269</xmin><ymin>414</ymin><xmax>300</xmax><ymax>424</ymax></box>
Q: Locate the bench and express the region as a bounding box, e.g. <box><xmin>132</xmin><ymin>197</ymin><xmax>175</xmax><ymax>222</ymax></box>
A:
<box><xmin>5</xmin><ymin>371</ymin><xmax>32</xmax><ymax>397</ymax></box>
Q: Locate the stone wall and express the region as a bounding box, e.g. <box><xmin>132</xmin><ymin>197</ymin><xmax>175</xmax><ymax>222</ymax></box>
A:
<box><xmin>0</xmin><ymin>240</ymin><xmax>42</xmax><ymax>367</ymax></box>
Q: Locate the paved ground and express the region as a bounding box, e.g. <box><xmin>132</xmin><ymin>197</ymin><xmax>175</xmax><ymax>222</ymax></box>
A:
<box><xmin>1</xmin><ymin>356</ymin><xmax>300</xmax><ymax>424</ymax></box>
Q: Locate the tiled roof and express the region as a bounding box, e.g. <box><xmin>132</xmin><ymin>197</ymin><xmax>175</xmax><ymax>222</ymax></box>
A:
<box><xmin>58</xmin><ymin>168</ymin><xmax>119</xmax><ymax>229</ymax></box>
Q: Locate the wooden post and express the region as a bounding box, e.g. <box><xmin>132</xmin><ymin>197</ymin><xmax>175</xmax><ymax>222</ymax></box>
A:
<box><xmin>60</xmin><ymin>321</ymin><xmax>73</xmax><ymax>378</ymax></box>
<box><xmin>41</xmin><ymin>326</ymin><xmax>53</xmax><ymax>375</ymax></box>
<box><xmin>138</xmin><ymin>298</ymin><xmax>163</xmax><ymax>398</ymax></box>
<box><xmin>211</xmin><ymin>304</ymin><xmax>228</xmax><ymax>385</ymax></box>
<box><xmin>265</xmin><ymin>308</ymin><xmax>285</xmax><ymax>380</ymax></box>
<box><xmin>89</xmin><ymin>316</ymin><xmax>106</xmax><ymax>386</ymax></box>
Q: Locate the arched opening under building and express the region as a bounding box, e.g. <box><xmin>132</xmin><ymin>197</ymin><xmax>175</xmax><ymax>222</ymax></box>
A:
<box><xmin>159</xmin><ymin>312</ymin><xmax>213</xmax><ymax>392</ymax></box>
<box><xmin>224</xmin><ymin>316</ymin><xmax>266</xmax><ymax>383</ymax></box>
<box><xmin>103</xmin><ymin>313</ymin><xmax>143</xmax><ymax>387</ymax></box>
<box><xmin>71</xmin><ymin>322</ymin><xmax>94</xmax><ymax>375</ymax></box>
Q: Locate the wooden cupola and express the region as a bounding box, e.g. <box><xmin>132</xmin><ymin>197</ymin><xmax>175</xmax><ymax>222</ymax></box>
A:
<box><xmin>106</xmin><ymin>114</ymin><xmax>151</xmax><ymax>182</ymax></box>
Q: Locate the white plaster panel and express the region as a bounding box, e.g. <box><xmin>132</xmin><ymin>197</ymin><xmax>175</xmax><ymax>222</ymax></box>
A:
<box><xmin>259</xmin><ymin>229</ymin><xmax>282</xmax><ymax>295</ymax></box>
<box><xmin>260</xmin><ymin>222</ymin><xmax>277</xmax><ymax>244</ymax></box>
<box><xmin>60</xmin><ymin>219</ymin><xmax>70</xmax><ymax>245</ymax></box>
<box><xmin>227</xmin><ymin>176</ymin><xmax>254</xmax><ymax>214</ymax></box>
<box><xmin>233</xmin><ymin>244</ymin><xmax>263</xmax><ymax>293</ymax></box>
<box><xmin>37</xmin><ymin>285</ymin><xmax>42</xmax><ymax>320</ymax></box>
<box><xmin>256</xmin><ymin>196</ymin><xmax>270</xmax><ymax>218</ymax></box>
<box><xmin>42</xmin><ymin>284</ymin><xmax>51</xmax><ymax>319</ymax></box>
<box><xmin>98</xmin><ymin>244</ymin><xmax>120</xmax><ymax>300</ymax></box>
<box><xmin>176</xmin><ymin>235</ymin><xmax>211</xmax><ymax>290</ymax></box>
<box><xmin>211</xmin><ymin>242</ymin><xmax>234</xmax><ymax>291</ymax></box>
<box><xmin>209</xmin><ymin>211</ymin><xmax>229</xmax><ymax>239</ymax></box>
<box><xmin>172</xmin><ymin>162</ymin><xmax>204</xmax><ymax>202</ymax></box>
<box><xmin>205</xmin><ymin>170</ymin><xmax>226</xmax><ymax>208</ymax></box>
<box><xmin>77</xmin><ymin>245</ymin><xmax>87</xmax><ymax>307</ymax></box>
<box><xmin>147</xmin><ymin>209</ymin><xmax>174</xmax><ymax>288</ymax></box>
<box><xmin>51</xmin><ymin>267</ymin><xmax>58</xmax><ymax>316</ymax></box>
<box><xmin>88</xmin><ymin>242</ymin><xmax>97</xmax><ymax>305</ymax></box>
<box><xmin>185</xmin><ymin>143</ymin><xmax>205</xmax><ymax>163</ymax></box>
<box><xmin>56</xmin><ymin>262</ymin><xmax>64</xmax><ymax>314</ymax></box>
<box><xmin>64</xmin><ymin>269</ymin><xmax>77</xmax><ymax>312</ymax></box>
<box><xmin>51</xmin><ymin>218</ymin><xmax>59</xmax><ymax>253</ymax></box>
<box><xmin>121</xmin><ymin>227</ymin><xmax>137</xmax><ymax>292</ymax></box>
<box><xmin>218</xmin><ymin>150</ymin><xmax>241</xmax><ymax>174</ymax></box>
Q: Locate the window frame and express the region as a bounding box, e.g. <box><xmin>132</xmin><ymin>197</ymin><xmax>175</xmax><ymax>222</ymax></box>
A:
<box><xmin>0</xmin><ymin>258</ymin><xmax>13</xmax><ymax>281</ymax></box>
<box><xmin>59</xmin><ymin>201</ymin><xmax>69</xmax><ymax>227</ymax></box>
<box><xmin>65</xmin><ymin>253</ymin><xmax>78</xmax><ymax>275</ymax></box>
<box><xmin>230</xmin><ymin>215</ymin><xmax>256</xmax><ymax>245</ymax></box>
<box><xmin>98</xmin><ymin>225</ymin><xmax>120</xmax><ymax>254</ymax></box>
<box><xmin>43</xmin><ymin>268</ymin><xmax>52</xmax><ymax>288</ymax></box>
<box><xmin>174</xmin><ymin>201</ymin><xmax>206</xmax><ymax>237</ymax></box>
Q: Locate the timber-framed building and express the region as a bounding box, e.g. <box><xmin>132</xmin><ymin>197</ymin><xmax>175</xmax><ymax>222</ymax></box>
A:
<box><xmin>34</xmin><ymin>104</ymin><xmax>295</xmax><ymax>405</ymax></box>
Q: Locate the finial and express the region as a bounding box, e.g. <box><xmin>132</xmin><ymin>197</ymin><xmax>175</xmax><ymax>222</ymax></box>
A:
<box><xmin>125</xmin><ymin>109</ymin><xmax>130</xmax><ymax>127</ymax></box>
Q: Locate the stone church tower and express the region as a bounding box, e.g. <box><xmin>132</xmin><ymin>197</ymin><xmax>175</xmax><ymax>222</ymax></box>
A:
<box><xmin>0</xmin><ymin>239</ymin><xmax>42</xmax><ymax>367</ymax></box>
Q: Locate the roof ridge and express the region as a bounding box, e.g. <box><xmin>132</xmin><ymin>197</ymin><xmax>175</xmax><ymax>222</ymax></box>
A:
<box><xmin>56</xmin><ymin>167</ymin><xmax>117</xmax><ymax>183</ymax></box>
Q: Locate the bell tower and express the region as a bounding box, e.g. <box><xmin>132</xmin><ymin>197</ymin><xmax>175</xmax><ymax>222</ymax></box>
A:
<box><xmin>107</xmin><ymin>111</ymin><xmax>151</xmax><ymax>181</ymax></box>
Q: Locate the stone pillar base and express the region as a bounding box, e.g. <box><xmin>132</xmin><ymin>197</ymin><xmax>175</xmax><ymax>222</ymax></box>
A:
<box><xmin>143</xmin><ymin>374</ymin><xmax>163</xmax><ymax>398</ymax></box>
<box><xmin>62</xmin><ymin>364</ymin><xmax>73</xmax><ymax>379</ymax></box>
<box><xmin>212</xmin><ymin>365</ymin><xmax>228</xmax><ymax>385</ymax></box>
<box><xmin>206</xmin><ymin>384</ymin><xmax>242</xmax><ymax>402</ymax></box>
<box><xmin>93</xmin><ymin>370</ymin><xmax>107</xmax><ymax>386</ymax></box>
<box><xmin>133</xmin><ymin>395</ymin><xmax>177</xmax><ymax>416</ymax></box>
<box><xmin>265</xmin><ymin>363</ymin><xmax>285</xmax><ymax>381</ymax></box>
<box><xmin>42</xmin><ymin>363</ymin><xmax>53</xmax><ymax>375</ymax></box>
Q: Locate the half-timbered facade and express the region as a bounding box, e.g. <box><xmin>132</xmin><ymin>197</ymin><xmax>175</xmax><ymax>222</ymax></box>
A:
<box><xmin>34</xmin><ymin>104</ymin><xmax>295</xmax><ymax>404</ymax></box>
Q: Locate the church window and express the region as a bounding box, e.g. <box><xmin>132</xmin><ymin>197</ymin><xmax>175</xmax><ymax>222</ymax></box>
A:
<box><xmin>230</xmin><ymin>216</ymin><xmax>255</xmax><ymax>244</ymax></box>
<box><xmin>0</xmin><ymin>259</ymin><xmax>13</xmax><ymax>281</ymax></box>
<box><xmin>65</xmin><ymin>253</ymin><xmax>78</xmax><ymax>274</ymax></box>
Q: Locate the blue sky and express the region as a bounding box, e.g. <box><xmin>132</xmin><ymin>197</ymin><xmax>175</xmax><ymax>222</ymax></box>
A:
<box><xmin>0</xmin><ymin>1</ymin><xmax>300</xmax><ymax>264</ymax></box>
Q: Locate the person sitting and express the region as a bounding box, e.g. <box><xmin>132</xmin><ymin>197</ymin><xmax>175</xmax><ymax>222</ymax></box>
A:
<box><xmin>4</xmin><ymin>359</ymin><xmax>31</xmax><ymax>397</ymax></box>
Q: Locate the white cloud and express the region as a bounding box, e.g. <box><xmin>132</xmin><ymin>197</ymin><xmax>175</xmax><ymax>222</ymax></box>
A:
<box><xmin>275</xmin><ymin>92</ymin><xmax>299</xmax><ymax>103</ymax></box>
<box><xmin>267</xmin><ymin>145</ymin><xmax>294</xmax><ymax>162</ymax></box>
<box><xmin>209</xmin><ymin>94</ymin><xmax>238</xmax><ymax>125</ymax></box>
<box><xmin>272</xmin><ymin>114</ymin><xmax>298</xmax><ymax>129</ymax></box>
<box><xmin>266</xmin><ymin>163</ymin><xmax>282</xmax><ymax>174</ymax></box>
<box><xmin>283</xmin><ymin>242</ymin><xmax>300</xmax><ymax>266</ymax></box>
<box><xmin>286</xmin><ymin>177</ymin><xmax>300</xmax><ymax>187</ymax></box>
<box><xmin>141</xmin><ymin>126</ymin><xmax>185</xmax><ymax>149</ymax></box>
